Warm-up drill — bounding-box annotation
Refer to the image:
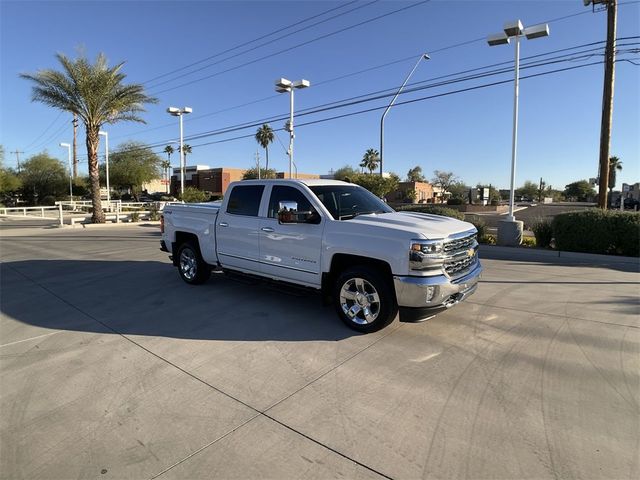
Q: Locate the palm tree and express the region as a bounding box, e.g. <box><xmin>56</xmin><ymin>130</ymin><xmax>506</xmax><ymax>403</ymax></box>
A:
<box><xmin>360</xmin><ymin>148</ymin><xmax>380</xmax><ymax>174</ymax></box>
<box><xmin>21</xmin><ymin>53</ymin><xmax>157</xmax><ymax>222</ymax></box>
<box><xmin>160</xmin><ymin>160</ymin><xmax>171</xmax><ymax>194</ymax></box>
<box><xmin>608</xmin><ymin>156</ymin><xmax>623</xmax><ymax>195</ymax></box>
<box><xmin>163</xmin><ymin>145</ymin><xmax>174</xmax><ymax>162</ymax></box>
<box><xmin>179</xmin><ymin>144</ymin><xmax>192</xmax><ymax>166</ymax></box>
<box><xmin>255</xmin><ymin>124</ymin><xmax>275</xmax><ymax>171</ymax></box>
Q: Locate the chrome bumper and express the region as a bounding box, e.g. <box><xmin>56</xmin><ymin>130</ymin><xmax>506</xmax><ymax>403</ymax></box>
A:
<box><xmin>393</xmin><ymin>262</ymin><xmax>482</xmax><ymax>310</ymax></box>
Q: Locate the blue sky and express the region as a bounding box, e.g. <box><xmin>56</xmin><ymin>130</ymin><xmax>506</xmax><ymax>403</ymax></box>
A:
<box><xmin>1</xmin><ymin>0</ymin><xmax>639</xmax><ymax>191</ymax></box>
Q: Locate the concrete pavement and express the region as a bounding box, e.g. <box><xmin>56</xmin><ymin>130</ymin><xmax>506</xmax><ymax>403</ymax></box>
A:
<box><xmin>1</xmin><ymin>224</ymin><xmax>638</xmax><ymax>479</ymax></box>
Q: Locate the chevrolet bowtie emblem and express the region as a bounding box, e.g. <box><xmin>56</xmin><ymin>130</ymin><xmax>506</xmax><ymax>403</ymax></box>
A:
<box><xmin>467</xmin><ymin>249</ymin><xmax>475</xmax><ymax>258</ymax></box>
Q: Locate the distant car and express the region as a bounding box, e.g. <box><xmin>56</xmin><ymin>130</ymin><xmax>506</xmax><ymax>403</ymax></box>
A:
<box><xmin>614</xmin><ymin>198</ymin><xmax>639</xmax><ymax>210</ymax></box>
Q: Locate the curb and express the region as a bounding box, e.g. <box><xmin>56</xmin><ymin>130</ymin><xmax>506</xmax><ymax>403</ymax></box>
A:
<box><xmin>479</xmin><ymin>244</ymin><xmax>639</xmax><ymax>265</ymax></box>
<box><xmin>65</xmin><ymin>221</ymin><xmax>161</xmax><ymax>229</ymax></box>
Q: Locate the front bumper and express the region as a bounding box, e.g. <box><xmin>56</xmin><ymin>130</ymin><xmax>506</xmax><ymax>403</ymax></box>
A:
<box><xmin>393</xmin><ymin>262</ymin><xmax>482</xmax><ymax>320</ymax></box>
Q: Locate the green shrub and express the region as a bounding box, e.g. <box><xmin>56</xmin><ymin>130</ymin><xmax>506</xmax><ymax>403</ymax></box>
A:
<box><xmin>148</xmin><ymin>204</ymin><xmax>161</xmax><ymax>221</ymax></box>
<box><xmin>522</xmin><ymin>237</ymin><xmax>537</xmax><ymax>248</ymax></box>
<box><xmin>446</xmin><ymin>197</ymin><xmax>464</xmax><ymax>206</ymax></box>
<box><xmin>179</xmin><ymin>187</ymin><xmax>209</xmax><ymax>203</ymax></box>
<box><xmin>396</xmin><ymin>204</ymin><xmax>464</xmax><ymax>220</ymax></box>
<box><xmin>530</xmin><ymin>217</ymin><xmax>553</xmax><ymax>248</ymax></box>
<box><xmin>482</xmin><ymin>234</ymin><xmax>496</xmax><ymax>245</ymax></box>
<box><xmin>129</xmin><ymin>210</ymin><xmax>140</xmax><ymax>222</ymax></box>
<box><xmin>466</xmin><ymin>216</ymin><xmax>488</xmax><ymax>243</ymax></box>
<box><xmin>552</xmin><ymin>210</ymin><xmax>640</xmax><ymax>256</ymax></box>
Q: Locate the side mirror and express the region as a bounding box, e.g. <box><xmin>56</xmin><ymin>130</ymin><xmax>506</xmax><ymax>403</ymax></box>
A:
<box><xmin>278</xmin><ymin>200</ymin><xmax>298</xmax><ymax>224</ymax></box>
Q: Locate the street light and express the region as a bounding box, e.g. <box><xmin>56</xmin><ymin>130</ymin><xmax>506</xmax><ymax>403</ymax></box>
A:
<box><xmin>380</xmin><ymin>53</ymin><xmax>429</xmax><ymax>176</ymax></box>
<box><xmin>166</xmin><ymin>106</ymin><xmax>192</xmax><ymax>196</ymax></box>
<box><xmin>275</xmin><ymin>78</ymin><xmax>310</xmax><ymax>179</ymax></box>
<box><xmin>59</xmin><ymin>142</ymin><xmax>73</xmax><ymax>206</ymax></box>
<box><xmin>487</xmin><ymin>20</ymin><xmax>549</xmax><ymax>245</ymax></box>
<box><xmin>98</xmin><ymin>130</ymin><xmax>110</xmax><ymax>204</ymax></box>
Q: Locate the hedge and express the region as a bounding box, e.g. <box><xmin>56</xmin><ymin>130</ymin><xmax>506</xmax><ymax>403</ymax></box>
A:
<box><xmin>552</xmin><ymin>210</ymin><xmax>640</xmax><ymax>257</ymax></box>
<box><xmin>396</xmin><ymin>204</ymin><xmax>464</xmax><ymax>220</ymax></box>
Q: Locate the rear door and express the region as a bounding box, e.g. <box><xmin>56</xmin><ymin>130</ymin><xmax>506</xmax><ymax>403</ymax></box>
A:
<box><xmin>259</xmin><ymin>185</ymin><xmax>325</xmax><ymax>287</ymax></box>
<box><xmin>215</xmin><ymin>184</ymin><xmax>265</xmax><ymax>275</ymax></box>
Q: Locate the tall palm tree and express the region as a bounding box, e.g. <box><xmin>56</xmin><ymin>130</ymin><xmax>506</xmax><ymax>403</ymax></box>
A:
<box><xmin>163</xmin><ymin>145</ymin><xmax>174</xmax><ymax>162</ymax></box>
<box><xmin>179</xmin><ymin>144</ymin><xmax>192</xmax><ymax>165</ymax></box>
<box><xmin>608</xmin><ymin>156</ymin><xmax>622</xmax><ymax>195</ymax></box>
<box><xmin>21</xmin><ymin>53</ymin><xmax>157</xmax><ymax>222</ymax></box>
<box><xmin>360</xmin><ymin>148</ymin><xmax>380</xmax><ymax>174</ymax></box>
<box><xmin>160</xmin><ymin>160</ymin><xmax>171</xmax><ymax>194</ymax></box>
<box><xmin>255</xmin><ymin>124</ymin><xmax>274</xmax><ymax>171</ymax></box>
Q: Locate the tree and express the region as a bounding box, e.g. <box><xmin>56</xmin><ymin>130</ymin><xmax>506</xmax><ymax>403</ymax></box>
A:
<box><xmin>255</xmin><ymin>124</ymin><xmax>275</xmax><ymax>171</ymax></box>
<box><xmin>352</xmin><ymin>173</ymin><xmax>398</xmax><ymax>198</ymax></box>
<box><xmin>515</xmin><ymin>180</ymin><xmax>538</xmax><ymax>201</ymax></box>
<box><xmin>333</xmin><ymin>165</ymin><xmax>359</xmax><ymax>182</ymax></box>
<box><xmin>163</xmin><ymin>145</ymin><xmax>174</xmax><ymax>162</ymax></box>
<box><xmin>180</xmin><ymin>186</ymin><xmax>209</xmax><ymax>203</ymax></box>
<box><xmin>406</xmin><ymin>166</ymin><xmax>425</xmax><ymax>182</ymax></box>
<box><xmin>179</xmin><ymin>144</ymin><xmax>192</xmax><ymax>164</ymax></box>
<box><xmin>360</xmin><ymin>148</ymin><xmax>380</xmax><ymax>174</ymax></box>
<box><xmin>21</xmin><ymin>53</ymin><xmax>157</xmax><ymax>222</ymax></box>
<box><xmin>19</xmin><ymin>152</ymin><xmax>68</xmax><ymax>205</ymax></box>
<box><xmin>242</xmin><ymin>167</ymin><xmax>277</xmax><ymax>180</ymax></box>
<box><xmin>476</xmin><ymin>184</ymin><xmax>501</xmax><ymax>205</ymax></box>
<box><xmin>448</xmin><ymin>181</ymin><xmax>470</xmax><ymax>202</ymax></box>
<box><xmin>101</xmin><ymin>141</ymin><xmax>161</xmax><ymax>199</ymax></box>
<box><xmin>431</xmin><ymin>170</ymin><xmax>459</xmax><ymax>203</ymax></box>
<box><xmin>564</xmin><ymin>180</ymin><xmax>595</xmax><ymax>202</ymax></box>
<box><xmin>608</xmin><ymin>156</ymin><xmax>622</xmax><ymax>194</ymax></box>
<box><xmin>160</xmin><ymin>160</ymin><xmax>171</xmax><ymax>194</ymax></box>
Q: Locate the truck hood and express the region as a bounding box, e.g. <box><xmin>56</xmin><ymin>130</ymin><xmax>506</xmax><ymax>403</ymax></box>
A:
<box><xmin>344</xmin><ymin>211</ymin><xmax>475</xmax><ymax>239</ymax></box>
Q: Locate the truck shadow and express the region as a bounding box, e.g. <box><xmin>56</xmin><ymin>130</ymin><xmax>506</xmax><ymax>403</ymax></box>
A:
<box><xmin>1</xmin><ymin>260</ymin><xmax>360</xmax><ymax>342</ymax></box>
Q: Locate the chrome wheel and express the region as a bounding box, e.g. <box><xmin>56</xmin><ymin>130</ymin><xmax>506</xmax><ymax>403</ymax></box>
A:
<box><xmin>179</xmin><ymin>247</ymin><xmax>197</xmax><ymax>281</ymax></box>
<box><xmin>339</xmin><ymin>277</ymin><xmax>381</xmax><ymax>325</ymax></box>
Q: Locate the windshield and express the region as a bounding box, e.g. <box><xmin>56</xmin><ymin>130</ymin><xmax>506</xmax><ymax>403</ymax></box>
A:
<box><xmin>309</xmin><ymin>185</ymin><xmax>394</xmax><ymax>220</ymax></box>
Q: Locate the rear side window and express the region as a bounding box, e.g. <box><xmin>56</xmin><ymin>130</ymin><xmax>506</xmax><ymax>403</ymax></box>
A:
<box><xmin>226</xmin><ymin>185</ymin><xmax>265</xmax><ymax>216</ymax></box>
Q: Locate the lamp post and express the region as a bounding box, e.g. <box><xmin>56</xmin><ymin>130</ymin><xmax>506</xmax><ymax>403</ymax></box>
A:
<box><xmin>167</xmin><ymin>106</ymin><xmax>192</xmax><ymax>196</ymax></box>
<box><xmin>59</xmin><ymin>142</ymin><xmax>73</xmax><ymax>206</ymax></box>
<box><xmin>98</xmin><ymin>130</ymin><xmax>110</xmax><ymax>204</ymax></box>
<box><xmin>380</xmin><ymin>53</ymin><xmax>429</xmax><ymax>177</ymax></box>
<box><xmin>487</xmin><ymin>20</ymin><xmax>549</xmax><ymax>245</ymax></box>
<box><xmin>275</xmin><ymin>78</ymin><xmax>310</xmax><ymax>179</ymax></box>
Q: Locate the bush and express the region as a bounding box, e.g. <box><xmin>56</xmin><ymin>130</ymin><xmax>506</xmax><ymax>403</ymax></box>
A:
<box><xmin>396</xmin><ymin>204</ymin><xmax>464</xmax><ymax>220</ymax></box>
<box><xmin>447</xmin><ymin>197</ymin><xmax>464</xmax><ymax>205</ymax></box>
<box><xmin>552</xmin><ymin>210</ymin><xmax>640</xmax><ymax>256</ymax></box>
<box><xmin>530</xmin><ymin>217</ymin><xmax>553</xmax><ymax>248</ymax></box>
<box><xmin>148</xmin><ymin>204</ymin><xmax>161</xmax><ymax>221</ymax></box>
<box><xmin>179</xmin><ymin>187</ymin><xmax>209</xmax><ymax>203</ymax></box>
<box><xmin>40</xmin><ymin>195</ymin><xmax>57</xmax><ymax>206</ymax></box>
<box><xmin>482</xmin><ymin>234</ymin><xmax>496</xmax><ymax>245</ymax></box>
<box><xmin>129</xmin><ymin>209</ymin><xmax>140</xmax><ymax>222</ymax></box>
<box><xmin>522</xmin><ymin>237</ymin><xmax>536</xmax><ymax>247</ymax></box>
<box><xmin>468</xmin><ymin>217</ymin><xmax>488</xmax><ymax>243</ymax></box>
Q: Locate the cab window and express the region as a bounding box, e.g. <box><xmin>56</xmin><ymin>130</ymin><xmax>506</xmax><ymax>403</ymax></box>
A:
<box><xmin>267</xmin><ymin>186</ymin><xmax>313</xmax><ymax>218</ymax></box>
<box><xmin>226</xmin><ymin>185</ymin><xmax>265</xmax><ymax>216</ymax></box>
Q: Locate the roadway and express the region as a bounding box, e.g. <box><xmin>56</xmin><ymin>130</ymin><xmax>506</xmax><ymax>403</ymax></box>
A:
<box><xmin>0</xmin><ymin>223</ymin><xmax>638</xmax><ymax>479</ymax></box>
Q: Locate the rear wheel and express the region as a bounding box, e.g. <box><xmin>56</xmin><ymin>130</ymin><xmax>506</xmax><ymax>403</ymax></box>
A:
<box><xmin>177</xmin><ymin>241</ymin><xmax>210</xmax><ymax>285</ymax></box>
<box><xmin>333</xmin><ymin>266</ymin><xmax>397</xmax><ymax>333</ymax></box>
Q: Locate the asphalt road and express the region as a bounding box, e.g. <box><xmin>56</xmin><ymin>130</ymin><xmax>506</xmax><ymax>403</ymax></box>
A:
<box><xmin>1</xmin><ymin>223</ymin><xmax>638</xmax><ymax>479</ymax></box>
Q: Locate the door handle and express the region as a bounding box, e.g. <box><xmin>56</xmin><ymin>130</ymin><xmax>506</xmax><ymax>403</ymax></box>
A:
<box><xmin>261</xmin><ymin>227</ymin><xmax>274</xmax><ymax>233</ymax></box>
<box><xmin>218</xmin><ymin>222</ymin><xmax>229</xmax><ymax>227</ymax></box>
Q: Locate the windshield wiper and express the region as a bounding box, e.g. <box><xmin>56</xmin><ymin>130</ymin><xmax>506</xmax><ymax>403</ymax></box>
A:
<box><xmin>340</xmin><ymin>210</ymin><xmax>385</xmax><ymax>220</ymax></box>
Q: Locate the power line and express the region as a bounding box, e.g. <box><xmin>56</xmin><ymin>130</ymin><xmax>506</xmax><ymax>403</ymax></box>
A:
<box><xmin>149</xmin><ymin>0</ymin><xmax>432</xmax><ymax>96</ymax></box>
<box><xmin>22</xmin><ymin>111</ymin><xmax>64</xmax><ymax>151</ymax></box>
<box><xmin>145</xmin><ymin>1</ymin><xmax>379</xmax><ymax>89</ymax></box>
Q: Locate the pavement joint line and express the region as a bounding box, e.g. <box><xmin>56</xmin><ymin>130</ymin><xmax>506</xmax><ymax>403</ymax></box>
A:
<box><xmin>149</xmin><ymin>413</ymin><xmax>262</xmax><ymax>479</ymax></box>
<box><xmin>0</xmin><ymin>330</ymin><xmax>65</xmax><ymax>348</ymax></box>
<box><xmin>465</xmin><ymin>300</ymin><xmax>640</xmax><ymax>329</ymax></box>
<box><xmin>5</xmin><ymin>263</ymin><xmax>397</xmax><ymax>480</ymax></box>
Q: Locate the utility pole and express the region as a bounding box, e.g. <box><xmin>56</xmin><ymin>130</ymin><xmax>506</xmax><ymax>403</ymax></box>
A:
<box><xmin>587</xmin><ymin>0</ymin><xmax>618</xmax><ymax>208</ymax></box>
<box><xmin>10</xmin><ymin>150</ymin><xmax>24</xmax><ymax>173</ymax></box>
<box><xmin>72</xmin><ymin>114</ymin><xmax>79</xmax><ymax>178</ymax></box>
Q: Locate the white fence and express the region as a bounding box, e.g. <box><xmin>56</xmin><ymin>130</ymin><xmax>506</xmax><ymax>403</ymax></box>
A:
<box><xmin>1</xmin><ymin>201</ymin><xmax>166</xmax><ymax>226</ymax></box>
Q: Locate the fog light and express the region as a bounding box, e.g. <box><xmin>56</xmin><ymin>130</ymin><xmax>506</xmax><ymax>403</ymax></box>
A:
<box><xmin>425</xmin><ymin>286</ymin><xmax>436</xmax><ymax>303</ymax></box>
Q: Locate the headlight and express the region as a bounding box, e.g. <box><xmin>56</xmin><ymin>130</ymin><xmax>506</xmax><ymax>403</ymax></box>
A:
<box><xmin>410</xmin><ymin>239</ymin><xmax>445</xmax><ymax>272</ymax></box>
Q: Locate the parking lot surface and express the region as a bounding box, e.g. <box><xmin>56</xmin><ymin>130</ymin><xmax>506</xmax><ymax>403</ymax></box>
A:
<box><xmin>1</xmin><ymin>223</ymin><xmax>638</xmax><ymax>479</ymax></box>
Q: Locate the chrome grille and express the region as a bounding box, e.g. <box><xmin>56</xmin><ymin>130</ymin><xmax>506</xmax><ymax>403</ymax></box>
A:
<box><xmin>443</xmin><ymin>232</ymin><xmax>478</xmax><ymax>277</ymax></box>
<box><xmin>444</xmin><ymin>253</ymin><xmax>478</xmax><ymax>276</ymax></box>
<box><xmin>443</xmin><ymin>233</ymin><xmax>476</xmax><ymax>254</ymax></box>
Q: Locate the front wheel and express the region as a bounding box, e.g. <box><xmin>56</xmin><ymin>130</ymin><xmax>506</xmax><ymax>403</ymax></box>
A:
<box><xmin>177</xmin><ymin>241</ymin><xmax>211</xmax><ymax>285</ymax></box>
<box><xmin>333</xmin><ymin>266</ymin><xmax>397</xmax><ymax>333</ymax></box>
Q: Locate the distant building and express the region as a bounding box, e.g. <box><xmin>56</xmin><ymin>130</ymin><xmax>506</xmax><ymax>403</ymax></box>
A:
<box><xmin>170</xmin><ymin>166</ymin><xmax>245</xmax><ymax>196</ymax></box>
<box><xmin>622</xmin><ymin>182</ymin><xmax>640</xmax><ymax>202</ymax></box>
<box><xmin>389</xmin><ymin>181</ymin><xmax>435</xmax><ymax>204</ymax></box>
<box><xmin>276</xmin><ymin>172</ymin><xmax>320</xmax><ymax>180</ymax></box>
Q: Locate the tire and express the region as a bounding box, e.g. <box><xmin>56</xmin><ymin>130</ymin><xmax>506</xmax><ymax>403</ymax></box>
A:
<box><xmin>177</xmin><ymin>241</ymin><xmax>211</xmax><ymax>285</ymax></box>
<box><xmin>333</xmin><ymin>266</ymin><xmax>397</xmax><ymax>333</ymax></box>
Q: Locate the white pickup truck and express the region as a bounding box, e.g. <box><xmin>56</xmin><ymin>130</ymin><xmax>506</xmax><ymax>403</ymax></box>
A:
<box><xmin>160</xmin><ymin>179</ymin><xmax>481</xmax><ymax>332</ymax></box>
